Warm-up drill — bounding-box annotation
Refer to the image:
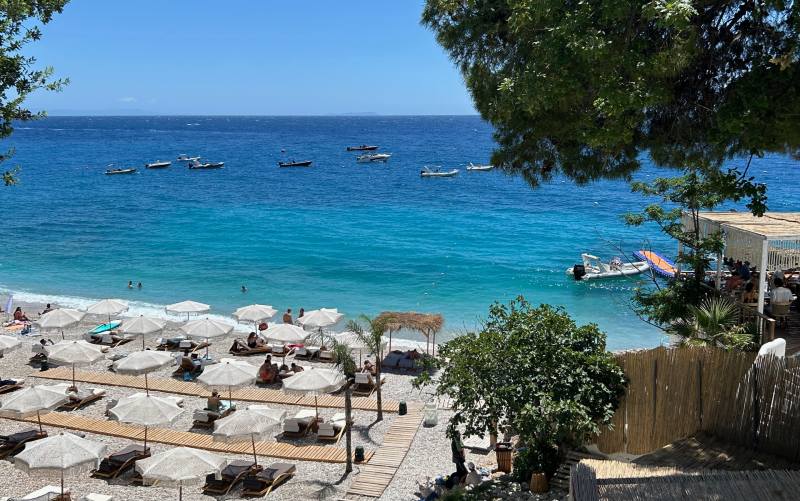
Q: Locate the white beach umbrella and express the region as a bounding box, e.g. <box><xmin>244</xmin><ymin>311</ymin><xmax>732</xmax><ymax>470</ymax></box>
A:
<box><xmin>261</xmin><ymin>323</ymin><xmax>307</xmax><ymax>344</ymax></box>
<box><xmin>36</xmin><ymin>308</ymin><xmax>86</xmax><ymax>340</ymax></box>
<box><xmin>119</xmin><ymin>315</ymin><xmax>167</xmax><ymax>349</ymax></box>
<box><xmin>109</xmin><ymin>393</ymin><xmax>182</xmax><ymax>450</ymax></box>
<box><xmin>297</xmin><ymin>308</ymin><xmax>343</xmax><ymax>330</ymax></box>
<box><xmin>180</xmin><ymin>318</ymin><xmax>233</xmax><ymax>340</ymax></box>
<box><xmin>233</xmin><ymin>304</ymin><xmax>277</xmax><ymax>332</ymax></box>
<box><xmin>281</xmin><ymin>367</ymin><xmax>345</xmax><ymax>418</ymax></box>
<box><xmin>112</xmin><ymin>350</ymin><xmax>174</xmax><ymax>394</ymax></box>
<box><xmin>136</xmin><ymin>447</ymin><xmax>227</xmax><ymax>500</ymax></box>
<box><xmin>197</xmin><ymin>359</ymin><xmax>257</xmax><ymax>404</ymax></box>
<box><xmin>0</xmin><ymin>334</ymin><xmax>21</xmax><ymax>354</ymax></box>
<box><xmin>45</xmin><ymin>340</ymin><xmax>105</xmax><ymax>389</ymax></box>
<box><xmin>333</xmin><ymin>331</ymin><xmax>369</xmax><ymax>365</ymax></box>
<box><xmin>0</xmin><ymin>385</ymin><xmax>69</xmax><ymax>432</ymax></box>
<box><xmin>86</xmin><ymin>299</ymin><xmax>128</xmax><ymax>322</ymax></box>
<box><xmin>14</xmin><ymin>432</ymin><xmax>106</xmax><ymax>500</ymax></box>
<box><xmin>212</xmin><ymin>406</ymin><xmax>286</xmax><ymax>466</ymax></box>
<box><xmin>167</xmin><ymin>300</ymin><xmax>210</xmax><ymax>320</ymax></box>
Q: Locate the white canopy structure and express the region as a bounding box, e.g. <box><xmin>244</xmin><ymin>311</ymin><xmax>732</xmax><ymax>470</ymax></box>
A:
<box><xmin>683</xmin><ymin>211</ymin><xmax>800</xmax><ymax>314</ymax></box>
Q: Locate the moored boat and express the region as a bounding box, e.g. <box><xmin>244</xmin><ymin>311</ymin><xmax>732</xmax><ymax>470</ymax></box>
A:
<box><xmin>467</xmin><ymin>162</ymin><xmax>494</xmax><ymax>171</ymax></box>
<box><xmin>356</xmin><ymin>153</ymin><xmax>392</xmax><ymax>163</ymax></box>
<box><xmin>567</xmin><ymin>253</ymin><xmax>650</xmax><ymax>280</ymax></box>
<box><xmin>420</xmin><ymin>166</ymin><xmax>459</xmax><ymax>178</ymax></box>
<box><xmin>188</xmin><ymin>160</ymin><xmax>224</xmax><ymax>169</ymax></box>
<box><xmin>105</xmin><ymin>167</ymin><xmax>137</xmax><ymax>175</ymax></box>
<box><xmin>145</xmin><ymin>160</ymin><xmax>171</xmax><ymax>169</ymax></box>
<box><xmin>346</xmin><ymin>145</ymin><xmax>379</xmax><ymax>151</ymax></box>
<box><xmin>177</xmin><ymin>154</ymin><xmax>200</xmax><ymax>162</ymax></box>
<box><xmin>278</xmin><ymin>160</ymin><xmax>313</xmax><ymax>167</ymax></box>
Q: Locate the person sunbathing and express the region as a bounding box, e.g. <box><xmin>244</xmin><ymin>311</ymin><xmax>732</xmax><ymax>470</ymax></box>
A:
<box><xmin>258</xmin><ymin>356</ymin><xmax>278</xmax><ymax>383</ymax></box>
<box><xmin>230</xmin><ymin>332</ymin><xmax>264</xmax><ymax>352</ymax></box>
<box><xmin>13</xmin><ymin>307</ymin><xmax>30</xmax><ymax>322</ymax></box>
<box><xmin>362</xmin><ymin>360</ymin><xmax>376</xmax><ymax>376</ymax></box>
<box><xmin>207</xmin><ymin>391</ymin><xmax>223</xmax><ymax>413</ymax></box>
<box><xmin>290</xmin><ymin>363</ymin><xmax>304</xmax><ymax>373</ymax></box>
<box><xmin>179</xmin><ymin>353</ymin><xmax>202</xmax><ymax>377</ymax></box>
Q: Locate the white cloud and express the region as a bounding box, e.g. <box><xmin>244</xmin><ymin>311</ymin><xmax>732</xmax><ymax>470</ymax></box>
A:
<box><xmin>118</xmin><ymin>96</ymin><xmax>137</xmax><ymax>103</ymax></box>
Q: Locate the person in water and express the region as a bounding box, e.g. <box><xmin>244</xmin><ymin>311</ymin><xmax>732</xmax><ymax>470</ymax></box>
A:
<box><xmin>298</xmin><ymin>308</ymin><xmax>305</xmax><ymax>319</ymax></box>
<box><xmin>128</xmin><ymin>281</ymin><xmax>133</xmax><ymax>289</ymax></box>
<box><xmin>282</xmin><ymin>308</ymin><xmax>293</xmax><ymax>324</ymax></box>
<box><xmin>241</xmin><ymin>285</ymin><xmax>247</xmax><ymax>293</ymax></box>
<box><xmin>40</xmin><ymin>303</ymin><xmax>53</xmax><ymax>315</ymax></box>
<box><xmin>137</xmin><ymin>282</ymin><xmax>142</xmax><ymax>289</ymax></box>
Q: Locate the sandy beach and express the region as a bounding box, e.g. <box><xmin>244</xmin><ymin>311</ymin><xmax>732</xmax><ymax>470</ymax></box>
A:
<box><xmin>0</xmin><ymin>300</ymin><xmax>471</xmax><ymax>501</ymax></box>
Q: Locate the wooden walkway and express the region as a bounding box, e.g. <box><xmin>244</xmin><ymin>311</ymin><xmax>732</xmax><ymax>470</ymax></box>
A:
<box><xmin>2</xmin><ymin>411</ymin><xmax>371</xmax><ymax>464</ymax></box>
<box><xmin>345</xmin><ymin>411</ymin><xmax>423</xmax><ymax>498</ymax></box>
<box><xmin>36</xmin><ymin>367</ymin><xmax>401</xmax><ymax>412</ymax></box>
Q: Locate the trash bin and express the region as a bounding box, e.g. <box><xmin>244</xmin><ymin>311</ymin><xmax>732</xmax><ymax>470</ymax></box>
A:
<box><xmin>398</xmin><ymin>400</ymin><xmax>407</xmax><ymax>415</ymax></box>
<box><xmin>495</xmin><ymin>442</ymin><xmax>512</xmax><ymax>473</ymax></box>
<box><xmin>355</xmin><ymin>446</ymin><xmax>365</xmax><ymax>462</ymax></box>
<box><xmin>423</xmin><ymin>402</ymin><xmax>438</xmax><ymax>426</ymax></box>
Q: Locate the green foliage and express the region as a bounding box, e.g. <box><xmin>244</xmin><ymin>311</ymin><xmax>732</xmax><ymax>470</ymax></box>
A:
<box><xmin>346</xmin><ymin>315</ymin><xmax>390</xmax><ymax>420</ymax></box>
<box><xmin>422</xmin><ymin>297</ymin><xmax>626</xmax><ymax>476</ymax></box>
<box><xmin>626</xmin><ymin>163</ymin><xmax>767</xmax><ymax>331</ymax></box>
<box><xmin>422</xmin><ymin>0</ymin><xmax>800</xmax><ymax>186</ymax></box>
<box><xmin>0</xmin><ymin>0</ymin><xmax>70</xmax><ymax>185</ymax></box>
<box><xmin>512</xmin><ymin>442</ymin><xmax>559</xmax><ymax>481</ymax></box>
<box><xmin>670</xmin><ymin>297</ymin><xmax>758</xmax><ymax>351</ymax></box>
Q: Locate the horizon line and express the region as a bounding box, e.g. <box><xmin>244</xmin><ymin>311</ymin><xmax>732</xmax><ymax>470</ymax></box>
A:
<box><xmin>41</xmin><ymin>112</ymin><xmax>483</xmax><ymax>118</ymax></box>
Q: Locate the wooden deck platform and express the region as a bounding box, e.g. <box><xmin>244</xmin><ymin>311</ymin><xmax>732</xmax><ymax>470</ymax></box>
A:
<box><xmin>345</xmin><ymin>411</ymin><xmax>423</xmax><ymax>498</ymax></box>
<box><xmin>36</xmin><ymin>367</ymin><xmax>406</xmax><ymax>413</ymax></box>
<box><xmin>1</xmin><ymin>411</ymin><xmax>370</xmax><ymax>464</ymax></box>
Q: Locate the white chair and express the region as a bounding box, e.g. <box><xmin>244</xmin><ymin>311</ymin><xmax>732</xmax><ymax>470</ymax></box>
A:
<box><xmin>6</xmin><ymin>485</ymin><xmax>68</xmax><ymax>501</ymax></box>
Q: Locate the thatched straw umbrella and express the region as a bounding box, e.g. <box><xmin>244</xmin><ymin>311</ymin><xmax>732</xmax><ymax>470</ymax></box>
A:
<box><xmin>374</xmin><ymin>311</ymin><xmax>443</xmax><ymax>356</ymax></box>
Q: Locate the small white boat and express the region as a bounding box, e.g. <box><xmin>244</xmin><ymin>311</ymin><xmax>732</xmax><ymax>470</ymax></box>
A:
<box><xmin>567</xmin><ymin>253</ymin><xmax>650</xmax><ymax>280</ymax></box>
<box><xmin>145</xmin><ymin>160</ymin><xmax>171</xmax><ymax>169</ymax></box>
<box><xmin>177</xmin><ymin>154</ymin><xmax>200</xmax><ymax>162</ymax></box>
<box><xmin>420</xmin><ymin>166</ymin><xmax>459</xmax><ymax>178</ymax></box>
<box><xmin>105</xmin><ymin>167</ymin><xmax>137</xmax><ymax>175</ymax></box>
<box><xmin>357</xmin><ymin>153</ymin><xmax>392</xmax><ymax>163</ymax></box>
<box><xmin>467</xmin><ymin>162</ymin><xmax>494</xmax><ymax>171</ymax></box>
<box><xmin>188</xmin><ymin>159</ymin><xmax>224</xmax><ymax>170</ymax></box>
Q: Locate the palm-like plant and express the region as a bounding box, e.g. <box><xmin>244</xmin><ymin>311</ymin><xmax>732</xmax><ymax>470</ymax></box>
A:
<box><xmin>669</xmin><ymin>297</ymin><xmax>756</xmax><ymax>351</ymax></box>
<box><xmin>347</xmin><ymin>315</ymin><xmax>389</xmax><ymax>421</ymax></box>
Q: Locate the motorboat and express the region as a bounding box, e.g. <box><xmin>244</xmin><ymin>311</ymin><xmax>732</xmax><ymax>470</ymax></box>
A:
<box><xmin>278</xmin><ymin>160</ymin><xmax>313</xmax><ymax>167</ymax></box>
<box><xmin>145</xmin><ymin>160</ymin><xmax>171</xmax><ymax>169</ymax></box>
<box><xmin>105</xmin><ymin>167</ymin><xmax>136</xmax><ymax>175</ymax></box>
<box><xmin>357</xmin><ymin>153</ymin><xmax>392</xmax><ymax>163</ymax></box>
<box><xmin>567</xmin><ymin>253</ymin><xmax>650</xmax><ymax>280</ymax></box>
<box><xmin>177</xmin><ymin>154</ymin><xmax>200</xmax><ymax>162</ymax></box>
<box><xmin>420</xmin><ymin>166</ymin><xmax>459</xmax><ymax>178</ymax></box>
<box><xmin>467</xmin><ymin>162</ymin><xmax>494</xmax><ymax>171</ymax></box>
<box><xmin>346</xmin><ymin>145</ymin><xmax>379</xmax><ymax>151</ymax></box>
<box><xmin>188</xmin><ymin>159</ymin><xmax>224</xmax><ymax>169</ymax></box>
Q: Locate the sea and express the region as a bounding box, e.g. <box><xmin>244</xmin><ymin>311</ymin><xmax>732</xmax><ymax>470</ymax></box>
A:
<box><xmin>1</xmin><ymin>116</ymin><xmax>798</xmax><ymax>350</ymax></box>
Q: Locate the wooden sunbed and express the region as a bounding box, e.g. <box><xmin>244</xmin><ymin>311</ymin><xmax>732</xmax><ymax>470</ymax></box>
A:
<box><xmin>0</xmin><ymin>378</ymin><xmax>24</xmax><ymax>395</ymax></box>
<box><xmin>202</xmin><ymin>459</ymin><xmax>260</xmax><ymax>495</ymax></box>
<box><xmin>92</xmin><ymin>445</ymin><xmax>150</xmax><ymax>479</ymax></box>
<box><xmin>352</xmin><ymin>373</ymin><xmax>385</xmax><ymax>397</ymax></box>
<box><xmin>281</xmin><ymin>411</ymin><xmax>319</xmax><ymax>439</ymax></box>
<box><xmin>317</xmin><ymin>414</ymin><xmax>346</xmax><ymax>444</ymax></box>
<box><xmin>59</xmin><ymin>389</ymin><xmax>105</xmax><ymax>411</ymax></box>
<box><xmin>0</xmin><ymin>429</ymin><xmax>47</xmax><ymax>459</ymax></box>
<box><xmin>192</xmin><ymin>407</ymin><xmax>234</xmax><ymax>429</ymax></box>
<box><xmin>87</xmin><ymin>333</ymin><xmax>132</xmax><ymax>348</ymax></box>
<box><xmin>156</xmin><ymin>338</ymin><xmax>210</xmax><ymax>352</ymax></box>
<box><xmin>229</xmin><ymin>345</ymin><xmax>271</xmax><ymax>356</ymax></box>
<box><xmin>241</xmin><ymin>462</ymin><xmax>296</xmax><ymax>497</ymax></box>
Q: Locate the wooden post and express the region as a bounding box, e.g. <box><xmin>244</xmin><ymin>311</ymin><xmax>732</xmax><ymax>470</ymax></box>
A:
<box><xmin>715</xmin><ymin>252</ymin><xmax>722</xmax><ymax>290</ymax></box>
<box><xmin>344</xmin><ymin>380</ymin><xmax>353</xmax><ymax>473</ymax></box>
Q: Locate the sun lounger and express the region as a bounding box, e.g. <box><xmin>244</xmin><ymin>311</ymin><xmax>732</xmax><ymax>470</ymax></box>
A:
<box><xmin>156</xmin><ymin>337</ymin><xmax>209</xmax><ymax>353</ymax></box>
<box><xmin>318</xmin><ymin>349</ymin><xmax>334</xmax><ymax>363</ymax></box>
<box><xmin>84</xmin><ymin>332</ymin><xmax>132</xmax><ymax>348</ymax></box>
<box><xmin>352</xmin><ymin>373</ymin><xmax>385</xmax><ymax>397</ymax></box>
<box><xmin>92</xmin><ymin>445</ymin><xmax>150</xmax><ymax>479</ymax></box>
<box><xmin>241</xmin><ymin>462</ymin><xmax>296</xmax><ymax>497</ymax></box>
<box><xmin>269</xmin><ymin>344</ymin><xmax>294</xmax><ymax>358</ymax></box>
<box><xmin>281</xmin><ymin>409</ymin><xmax>318</xmax><ymax>438</ymax></box>
<box><xmin>317</xmin><ymin>412</ymin><xmax>346</xmax><ymax>443</ymax></box>
<box><xmin>203</xmin><ymin>459</ymin><xmax>260</xmax><ymax>495</ymax></box>
<box><xmin>2</xmin><ymin>485</ymin><xmax>70</xmax><ymax>501</ymax></box>
<box><xmin>230</xmin><ymin>344</ymin><xmax>271</xmax><ymax>356</ymax></box>
<box><xmin>58</xmin><ymin>388</ymin><xmax>105</xmax><ymax>411</ymax></box>
<box><xmin>293</xmin><ymin>346</ymin><xmax>320</xmax><ymax>361</ymax></box>
<box><xmin>0</xmin><ymin>429</ymin><xmax>47</xmax><ymax>459</ymax></box>
<box><xmin>0</xmin><ymin>378</ymin><xmax>24</xmax><ymax>395</ymax></box>
<box><xmin>193</xmin><ymin>405</ymin><xmax>235</xmax><ymax>429</ymax></box>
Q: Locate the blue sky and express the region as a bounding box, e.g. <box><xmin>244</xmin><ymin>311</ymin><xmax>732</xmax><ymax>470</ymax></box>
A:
<box><xmin>25</xmin><ymin>1</ymin><xmax>476</xmax><ymax>115</ymax></box>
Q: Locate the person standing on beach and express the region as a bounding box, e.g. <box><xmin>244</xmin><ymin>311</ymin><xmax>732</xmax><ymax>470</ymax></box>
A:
<box><xmin>450</xmin><ymin>430</ymin><xmax>467</xmax><ymax>484</ymax></box>
<box><xmin>282</xmin><ymin>308</ymin><xmax>293</xmax><ymax>324</ymax></box>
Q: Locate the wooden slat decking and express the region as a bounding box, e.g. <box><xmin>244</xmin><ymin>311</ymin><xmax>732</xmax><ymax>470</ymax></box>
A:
<box><xmin>1</xmin><ymin>411</ymin><xmax>370</xmax><ymax>464</ymax></box>
<box><xmin>345</xmin><ymin>411</ymin><xmax>423</xmax><ymax>498</ymax></box>
<box><xmin>35</xmin><ymin>367</ymin><xmax>400</xmax><ymax>412</ymax></box>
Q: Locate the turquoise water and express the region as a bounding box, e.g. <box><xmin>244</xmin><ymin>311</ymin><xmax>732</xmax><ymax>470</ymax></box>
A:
<box><xmin>1</xmin><ymin>116</ymin><xmax>798</xmax><ymax>349</ymax></box>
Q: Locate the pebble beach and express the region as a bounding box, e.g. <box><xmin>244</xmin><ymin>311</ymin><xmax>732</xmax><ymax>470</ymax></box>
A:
<box><xmin>0</xmin><ymin>300</ymin><xmax>472</xmax><ymax>501</ymax></box>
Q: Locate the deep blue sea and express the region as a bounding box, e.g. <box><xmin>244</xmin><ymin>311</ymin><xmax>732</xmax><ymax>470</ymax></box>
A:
<box><xmin>1</xmin><ymin>116</ymin><xmax>798</xmax><ymax>350</ymax></box>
